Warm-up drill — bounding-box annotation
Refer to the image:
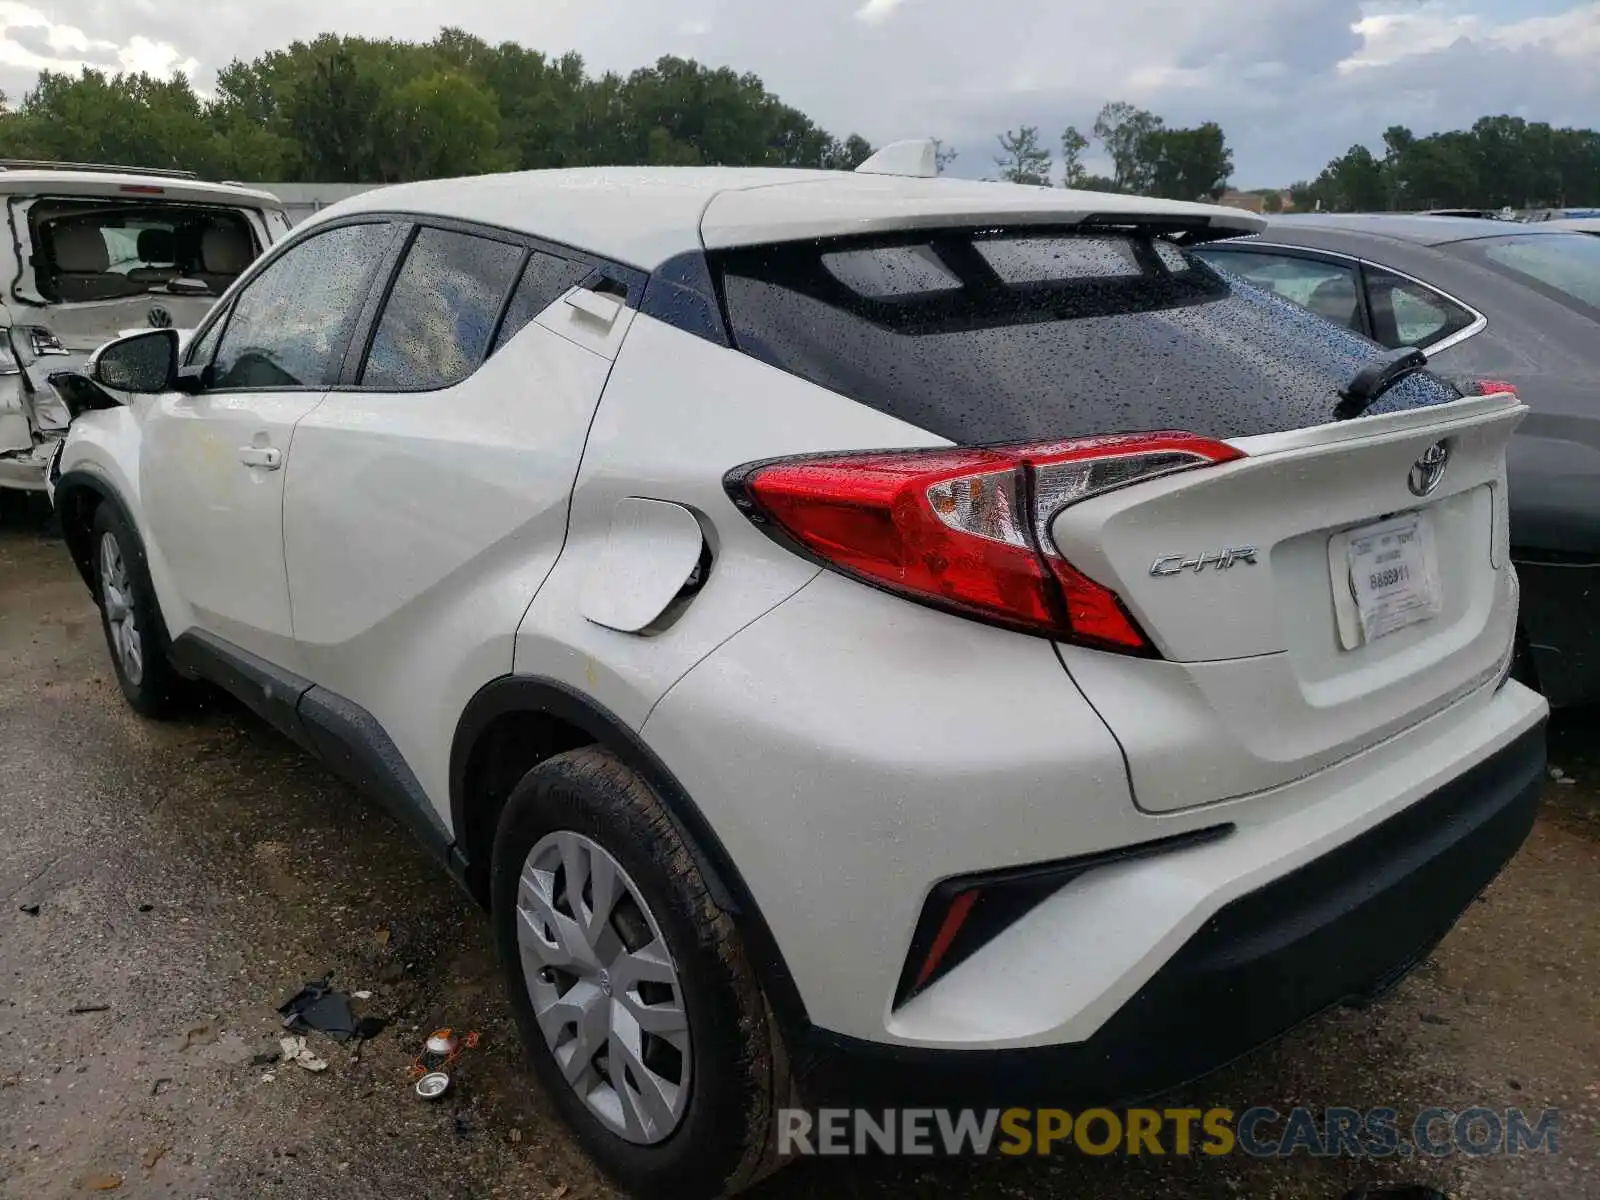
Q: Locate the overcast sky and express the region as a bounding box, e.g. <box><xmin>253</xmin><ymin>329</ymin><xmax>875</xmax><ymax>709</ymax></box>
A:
<box><xmin>2</xmin><ymin>0</ymin><xmax>1597</xmax><ymax>186</ymax></box>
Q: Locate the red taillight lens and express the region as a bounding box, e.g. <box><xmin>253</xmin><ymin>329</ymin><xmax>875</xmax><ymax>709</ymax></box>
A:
<box><xmin>727</xmin><ymin>432</ymin><xmax>1242</xmax><ymax>654</ymax></box>
<box><xmin>1452</xmin><ymin>378</ymin><xmax>1519</xmax><ymax>398</ymax></box>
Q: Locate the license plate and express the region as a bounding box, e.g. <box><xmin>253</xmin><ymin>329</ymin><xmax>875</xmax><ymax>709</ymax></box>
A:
<box><xmin>1333</xmin><ymin>512</ymin><xmax>1442</xmax><ymax>647</ymax></box>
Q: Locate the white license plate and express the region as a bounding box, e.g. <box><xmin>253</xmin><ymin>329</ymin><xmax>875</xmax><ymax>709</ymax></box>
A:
<box><xmin>1331</xmin><ymin>512</ymin><xmax>1442</xmax><ymax>648</ymax></box>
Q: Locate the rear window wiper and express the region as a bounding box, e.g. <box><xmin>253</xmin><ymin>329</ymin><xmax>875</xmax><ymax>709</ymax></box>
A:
<box><xmin>1335</xmin><ymin>346</ymin><xmax>1428</xmax><ymax>420</ymax></box>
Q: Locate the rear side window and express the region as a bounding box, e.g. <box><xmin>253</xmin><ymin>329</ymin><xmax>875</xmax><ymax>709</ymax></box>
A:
<box><xmin>1473</xmin><ymin>234</ymin><xmax>1600</xmax><ymax>318</ymax></box>
<box><xmin>362</xmin><ymin>227</ymin><xmax>526</xmax><ymax>390</ymax></box>
<box><xmin>491</xmin><ymin>251</ymin><xmax>590</xmax><ymax>353</ymax></box>
<box><xmin>1193</xmin><ymin>249</ymin><xmax>1363</xmax><ymax>333</ymax></box>
<box><xmin>716</xmin><ymin>230</ymin><xmax>1459</xmax><ymax>444</ymax></box>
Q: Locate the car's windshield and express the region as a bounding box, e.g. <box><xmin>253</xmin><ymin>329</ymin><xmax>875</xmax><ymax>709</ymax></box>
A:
<box><xmin>26</xmin><ymin>200</ymin><xmax>260</xmax><ymax>304</ymax></box>
<box><xmin>1470</xmin><ymin>233</ymin><xmax>1600</xmax><ymax>318</ymax></box>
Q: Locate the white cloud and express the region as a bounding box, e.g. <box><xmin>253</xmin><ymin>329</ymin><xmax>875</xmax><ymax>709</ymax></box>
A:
<box><xmin>854</xmin><ymin>0</ymin><xmax>910</xmax><ymax>24</ymax></box>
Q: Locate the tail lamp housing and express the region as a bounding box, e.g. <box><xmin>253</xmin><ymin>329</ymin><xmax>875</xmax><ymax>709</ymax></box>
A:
<box><xmin>725</xmin><ymin>432</ymin><xmax>1243</xmax><ymax>655</ymax></box>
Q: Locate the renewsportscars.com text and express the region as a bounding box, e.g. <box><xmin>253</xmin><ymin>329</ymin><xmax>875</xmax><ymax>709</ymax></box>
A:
<box><xmin>778</xmin><ymin>1106</ymin><xmax>1559</xmax><ymax>1159</ymax></box>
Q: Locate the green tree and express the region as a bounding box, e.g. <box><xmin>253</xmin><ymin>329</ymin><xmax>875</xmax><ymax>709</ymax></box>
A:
<box><xmin>822</xmin><ymin>134</ymin><xmax>875</xmax><ymax>170</ymax></box>
<box><xmin>995</xmin><ymin>126</ymin><xmax>1051</xmax><ymax>185</ymax></box>
<box><xmin>383</xmin><ymin>70</ymin><xmax>507</xmax><ymax>180</ymax></box>
<box><xmin>1092</xmin><ymin>101</ymin><xmax>1163</xmax><ymax>192</ymax></box>
<box><xmin>1060</xmin><ymin>124</ymin><xmax>1089</xmax><ymax>187</ymax></box>
<box><xmin>1143</xmin><ymin>122</ymin><xmax>1233</xmax><ymax>200</ymax></box>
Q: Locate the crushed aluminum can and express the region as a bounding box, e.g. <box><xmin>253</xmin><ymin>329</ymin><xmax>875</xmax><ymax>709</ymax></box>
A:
<box><xmin>415</xmin><ymin>1071</ymin><xmax>451</xmax><ymax>1100</ymax></box>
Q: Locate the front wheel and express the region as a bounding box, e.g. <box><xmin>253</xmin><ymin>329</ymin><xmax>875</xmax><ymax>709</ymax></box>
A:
<box><xmin>91</xmin><ymin>503</ymin><xmax>186</xmax><ymax>717</ymax></box>
<box><xmin>491</xmin><ymin>747</ymin><xmax>787</xmax><ymax>1198</ymax></box>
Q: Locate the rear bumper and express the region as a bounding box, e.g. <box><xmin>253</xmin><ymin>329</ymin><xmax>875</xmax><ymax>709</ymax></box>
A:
<box><xmin>793</xmin><ymin>718</ymin><xmax>1547</xmax><ymax>1107</ymax></box>
<box><xmin>1516</xmin><ymin>557</ymin><xmax>1600</xmax><ymax>707</ymax></box>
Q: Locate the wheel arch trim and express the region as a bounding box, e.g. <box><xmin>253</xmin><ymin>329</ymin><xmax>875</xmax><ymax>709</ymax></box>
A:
<box><xmin>450</xmin><ymin>674</ymin><xmax>812</xmax><ymax>1035</ymax></box>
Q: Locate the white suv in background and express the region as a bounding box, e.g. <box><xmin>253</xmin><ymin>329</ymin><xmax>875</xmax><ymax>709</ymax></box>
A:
<box><xmin>48</xmin><ymin>160</ymin><xmax>1547</xmax><ymax>1198</ymax></box>
<box><xmin>0</xmin><ymin>160</ymin><xmax>289</xmax><ymax>496</ymax></box>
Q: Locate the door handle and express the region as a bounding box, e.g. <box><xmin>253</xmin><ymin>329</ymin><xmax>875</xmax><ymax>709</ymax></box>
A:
<box><xmin>238</xmin><ymin>446</ymin><xmax>282</xmax><ymax>470</ymax></box>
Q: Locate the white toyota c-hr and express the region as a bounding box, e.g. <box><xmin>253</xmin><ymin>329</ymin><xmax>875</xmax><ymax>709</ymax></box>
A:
<box><xmin>46</xmin><ymin>151</ymin><xmax>1548</xmax><ymax>1197</ymax></box>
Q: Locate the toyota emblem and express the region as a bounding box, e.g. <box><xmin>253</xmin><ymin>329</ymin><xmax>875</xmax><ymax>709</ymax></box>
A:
<box><xmin>148</xmin><ymin>305</ymin><xmax>173</xmax><ymax>329</ymax></box>
<box><xmin>1408</xmin><ymin>440</ymin><xmax>1450</xmax><ymax>497</ymax></box>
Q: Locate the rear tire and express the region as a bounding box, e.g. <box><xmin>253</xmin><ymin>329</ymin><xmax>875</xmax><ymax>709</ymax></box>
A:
<box><xmin>90</xmin><ymin>503</ymin><xmax>186</xmax><ymax>718</ymax></box>
<box><xmin>491</xmin><ymin>747</ymin><xmax>786</xmax><ymax>1198</ymax></box>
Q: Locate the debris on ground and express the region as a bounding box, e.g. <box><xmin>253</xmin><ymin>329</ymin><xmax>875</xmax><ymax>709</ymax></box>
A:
<box><xmin>18</xmin><ymin>902</ymin><xmax>40</xmax><ymax>915</ymax></box>
<box><xmin>277</xmin><ymin>977</ymin><xmax>384</xmax><ymax>1043</ymax></box>
<box><xmin>415</xmin><ymin>1072</ymin><xmax>450</xmax><ymax>1101</ymax></box>
<box><xmin>68</xmin><ymin>1004</ymin><xmax>110</xmax><ymax>1014</ymax></box>
<box><xmin>279</xmin><ymin>1035</ymin><xmax>329</xmax><ymax>1073</ymax></box>
<box><xmin>1344</xmin><ymin>1187</ymin><xmax>1452</xmax><ymax>1199</ymax></box>
<box><xmin>141</xmin><ymin>1144</ymin><xmax>170</xmax><ymax>1170</ymax></box>
<box><xmin>80</xmin><ymin>1171</ymin><xmax>123</xmax><ymax>1191</ymax></box>
<box><xmin>408</xmin><ymin>1027</ymin><xmax>481</xmax><ymax>1081</ymax></box>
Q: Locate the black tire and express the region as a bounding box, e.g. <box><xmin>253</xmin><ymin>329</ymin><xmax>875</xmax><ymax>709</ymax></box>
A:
<box><xmin>491</xmin><ymin>747</ymin><xmax>786</xmax><ymax>1198</ymax></box>
<box><xmin>89</xmin><ymin>502</ymin><xmax>187</xmax><ymax>717</ymax></box>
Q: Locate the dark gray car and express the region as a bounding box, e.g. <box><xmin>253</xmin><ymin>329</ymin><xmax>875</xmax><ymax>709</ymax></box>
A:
<box><xmin>1195</xmin><ymin>215</ymin><xmax>1600</xmax><ymax>707</ymax></box>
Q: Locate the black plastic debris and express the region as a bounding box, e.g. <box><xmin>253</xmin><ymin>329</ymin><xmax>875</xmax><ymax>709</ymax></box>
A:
<box><xmin>278</xmin><ymin>977</ymin><xmax>385</xmax><ymax>1043</ymax></box>
<box><xmin>19</xmin><ymin>903</ymin><xmax>40</xmax><ymax>916</ymax></box>
<box><xmin>1344</xmin><ymin>1187</ymin><xmax>1452</xmax><ymax>1200</ymax></box>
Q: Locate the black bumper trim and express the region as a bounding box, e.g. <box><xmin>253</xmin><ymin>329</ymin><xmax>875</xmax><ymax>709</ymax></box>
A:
<box><xmin>794</xmin><ymin>721</ymin><xmax>1547</xmax><ymax>1107</ymax></box>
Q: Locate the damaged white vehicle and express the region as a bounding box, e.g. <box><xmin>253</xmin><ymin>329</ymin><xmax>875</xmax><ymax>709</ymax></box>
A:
<box><xmin>0</xmin><ymin>160</ymin><xmax>290</xmax><ymax>494</ymax></box>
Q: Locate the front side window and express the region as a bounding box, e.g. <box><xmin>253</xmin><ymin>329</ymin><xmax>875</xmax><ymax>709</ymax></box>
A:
<box><xmin>361</xmin><ymin>227</ymin><xmax>526</xmax><ymax>390</ymax></box>
<box><xmin>211</xmin><ymin>222</ymin><xmax>394</xmax><ymax>390</ymax></box>
<box><xmin>29</xmin><ymin>200</ymin><xmax>262</xmax><ymax>303</ymax></box>
<box><xmin>1196</xmin><ymin>249</ymin><xmax>1364</xmax><ymax>334</ymax></box>
<box><xmin>1364</xmin><ymin>269</ymin><xmax>1477</xmax><ymax>349</ymax></box>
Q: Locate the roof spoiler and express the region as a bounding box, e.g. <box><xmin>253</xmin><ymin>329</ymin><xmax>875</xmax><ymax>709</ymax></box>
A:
<box><xmin>0</xmin><ymin>159</ymin><xmax>200</xmax><ymax>181</ymax></box>
<box><xmin>854</xmin><ymin>139</ymin><xmax>939</xmax><ymax>179</ymax></box>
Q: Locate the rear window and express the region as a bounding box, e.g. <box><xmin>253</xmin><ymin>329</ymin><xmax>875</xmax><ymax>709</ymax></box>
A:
<box><xmin>715</xmin><ymin>229</ymin><xmax>1460</xmax><ymax>444</ymax></box>
<box><xmin>1471</xmin><ymin>233</ymin><xmax>1600</xmax><ymax>319</ymax></box>
<box><xmin>27</xmin><ymin>200</ymin><xmax>259</xmax><ymax>304</ymax></box>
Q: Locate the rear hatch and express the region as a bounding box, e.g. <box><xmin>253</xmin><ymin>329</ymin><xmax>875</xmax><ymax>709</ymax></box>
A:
<box><xmin>711</xmin><ymin>218</ymin><xmax>1524</xmax><ymax>811</ymax></box>
<box><xmin>4</xmin><ymin>187</ymin><xmax>275</xmax><ymax>351</ymax></box>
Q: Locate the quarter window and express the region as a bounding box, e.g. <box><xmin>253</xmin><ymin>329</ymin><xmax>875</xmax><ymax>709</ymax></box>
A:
<box><xmin>210</xmin><ymin>222</ymin><xmax>394</xmax><ymax>390</ymax></box>
<box><xmin>490</xmin><ymin>251</ymin><xmax>591</xmax><ymax>353</ymax></box>
<box><xmin>1364</xmin><ymin>269</ymin><xmax>1476</xmax><ymax>349</ymax></box>
<box><xmin>361</xmin><ymin>227</ymin><xmax>526</xmax><ymax>390</ymax></box>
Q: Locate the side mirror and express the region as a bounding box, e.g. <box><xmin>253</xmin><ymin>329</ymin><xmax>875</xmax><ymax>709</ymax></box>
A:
<box><xmin>45</xmin><ymin>328</ymin><xmax>182</xmax><ymax>420</ymax></box>
<box><xmin>91</xmin><ymin>328</ymin><xmax>180</xmax><ymax>394</ymax></box>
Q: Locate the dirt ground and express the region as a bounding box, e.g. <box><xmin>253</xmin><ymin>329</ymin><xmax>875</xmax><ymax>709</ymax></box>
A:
<box><xmin>1</xmin><ymin>509</ymin><xmax>1595</xmax><ymax>1200</ymax></box>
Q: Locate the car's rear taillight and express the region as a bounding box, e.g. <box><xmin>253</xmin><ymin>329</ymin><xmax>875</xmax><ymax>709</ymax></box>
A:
<box><xmin>726</xmin><ymin>432</ymin><xmax>1242</xmax><ymax>654</ymax></box>
<box><xmin>1451</xmin><ymin>378</ymin><xmax>1519</xmax><ymax>398</ymax></box>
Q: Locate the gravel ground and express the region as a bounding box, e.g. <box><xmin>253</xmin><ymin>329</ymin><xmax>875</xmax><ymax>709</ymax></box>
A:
<box><xmin>1</xmin><ymin>509</ymin><xmax>1595</xmax><ymax>1200</ymax></box>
